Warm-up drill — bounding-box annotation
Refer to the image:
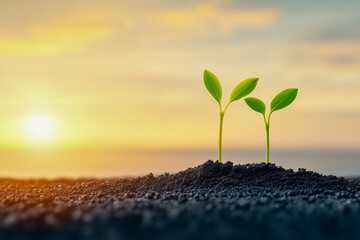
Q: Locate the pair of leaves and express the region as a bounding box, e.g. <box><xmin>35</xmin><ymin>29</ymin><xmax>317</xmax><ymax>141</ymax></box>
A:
<box><xmin>203</xmin><ymin>70</ymin><xmax>259</xmax><ymax>106</ymax></box>
<box><xmin>245</xmin><ymin>88</ymin><xmax>298</xmax><ymax>115</ymax></box>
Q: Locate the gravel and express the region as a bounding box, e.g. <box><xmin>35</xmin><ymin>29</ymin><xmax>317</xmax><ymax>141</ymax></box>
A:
<box><xmin>1</xmin><ymin>160</ymin><xmax>360</xmax><ymax>240</ymax></box>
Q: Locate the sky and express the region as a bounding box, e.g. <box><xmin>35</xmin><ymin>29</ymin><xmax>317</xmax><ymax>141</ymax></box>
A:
<box><xmin>0</xmin><ymin>0</ymin><xmax>359</xmax><ymax>177</ymax></box>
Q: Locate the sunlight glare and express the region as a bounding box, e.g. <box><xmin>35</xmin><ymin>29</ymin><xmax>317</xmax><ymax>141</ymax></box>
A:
<box><xmin>24</xmin><ymin>114</ymin><xmax>56</xmax><ymax>141</ymax></box>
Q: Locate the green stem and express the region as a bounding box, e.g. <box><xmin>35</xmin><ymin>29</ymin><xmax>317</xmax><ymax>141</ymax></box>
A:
<box><xmin>264</xmin><ymin>113</ymin><xmax>271</xmax><ymax>164</ymax></box>
<box><xmin>266</xmin><ymin>122</ymin><xmax>269</xmax><ymax>164</ymax></box>
<box><xmin>219</xmin><ymin>111</ymin><xmax>224</xmax><ymax>163</ymax></box>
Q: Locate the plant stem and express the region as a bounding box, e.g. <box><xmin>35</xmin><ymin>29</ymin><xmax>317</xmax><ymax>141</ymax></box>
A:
<box><xmin>266</xmin><ymin>122</ymin><xmax>269</xmax><ymax>164</ymax></box>
<box><xmin>264</xmin><ymin>114</ymin><xmax>271</xmax><ymax>164</ymax></box>
<box><xmin>219</xmin><ymin>111</ymin><xmax>225</xmax><ymax>163</ymax></box>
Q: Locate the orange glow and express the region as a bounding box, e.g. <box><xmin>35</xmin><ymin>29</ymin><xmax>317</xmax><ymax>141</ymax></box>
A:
<box><xmin>0</xmin><ymin>0</ymin><xmax>359</xmax><ymax>177</ymax></box>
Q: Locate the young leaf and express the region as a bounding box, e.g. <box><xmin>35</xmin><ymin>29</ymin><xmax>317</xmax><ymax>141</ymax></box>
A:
<box><xmin>270</xmin><ymin>88</ymin><xmax>298</xmax><ymax>113</ymax></box>
<box><xmin>245</xmin><ymin>97</ymin><xmax>266</xmax><ymax>115</ymax></box>
<box><xmin>203</xmin><ymin>70</ymin><xmax>222</xmax><ymax>104</ymax></box>
<box><xmin>228</xmin><ymin>78</ymin><xmax>259</xmax><ymax>104</ymax></box>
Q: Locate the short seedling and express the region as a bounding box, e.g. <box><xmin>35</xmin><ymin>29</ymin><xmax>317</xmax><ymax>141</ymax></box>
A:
<box><xmin>203</xmin><ymin>70</ymin><xmax>259</xmax><ymax>163</ymax></box>
<box><xmin>244</xmin><ymin>88</ymin><xmax>298</xmax><ymax>164</ymax></box>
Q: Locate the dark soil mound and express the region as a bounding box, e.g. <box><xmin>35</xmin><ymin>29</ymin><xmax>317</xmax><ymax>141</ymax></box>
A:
<box><xmin>0</xmin><ymin>161</ymin><xmax>360</xmax><ymax>240</ymax></box>
<box><xmin>120</xmin><ymin>160</ymin><xmax>358</xmax><ymax>193</ymax></box>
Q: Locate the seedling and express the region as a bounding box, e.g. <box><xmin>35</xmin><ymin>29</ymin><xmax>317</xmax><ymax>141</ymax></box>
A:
<box><xmin>244</xmin><ymin>88</ymin><xmax>298</xmax><ymax>164</ymax></box>
<box><xmin>203</xmin><ymin>70</ymin><xmax>259</xmax><ymax>163</ymax></box>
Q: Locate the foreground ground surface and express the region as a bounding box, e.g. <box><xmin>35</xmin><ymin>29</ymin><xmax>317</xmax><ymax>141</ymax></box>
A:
<box><xmin>1</xmin><ymin>161</ymin><xmax>360</xmax><ymax>240</ymax></box>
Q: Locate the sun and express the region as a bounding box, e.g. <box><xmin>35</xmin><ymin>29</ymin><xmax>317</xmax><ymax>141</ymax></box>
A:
<box><xmin>24</xmin><ymin>113</ymin><xmax>56</xmax><ymax>141</ymax></box>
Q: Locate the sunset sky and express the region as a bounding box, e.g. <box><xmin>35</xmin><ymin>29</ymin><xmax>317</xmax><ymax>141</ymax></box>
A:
<box><xmin>0</xmin><ymin>0</ymin><xmax>359</xmax><ymax>177</ymax></box>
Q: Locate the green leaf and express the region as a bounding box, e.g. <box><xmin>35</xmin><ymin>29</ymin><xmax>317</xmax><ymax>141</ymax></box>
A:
<box><xmin>228</xmin><ymin>78</ymin><xmax>259</xmax><ymax>104</ymax></box>
<box><xmin>245</xmin><ymin>97</ymin><xmax>266</xmax><ymax>115</ymax></box>
<box><xmin>270</xmin><ymin>88</ymin><xmax>298</xmax><ymax>113</ymax></box>
<box><xmin>203</xmin><ymin>70</ymin><xmax>222</xmax><ymax>104</ymax></box>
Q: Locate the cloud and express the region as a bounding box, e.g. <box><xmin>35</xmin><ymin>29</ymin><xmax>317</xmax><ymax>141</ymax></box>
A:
<box><xmin>0</xmin><ymin>12</ymin><xmax>113</xmax><ymax>57</ymax></box>
<box><xmin>151</xmin><ymin>2</ymin><xmax>280</xmax><ymax>35</ymax></box>
<box><xmin>277</xmin><ymin>40</ymin><xmax>360</xmax><ymax>73</ymax></box>
<box><xmin>304</xmin><ymin>27</ymin><xmax>360</xmax><ymax>42</ymax></box>
<box><xmin>0</xmin><ymin>2</ymin><xmax>280</xmax><ymax>58</ymax></box>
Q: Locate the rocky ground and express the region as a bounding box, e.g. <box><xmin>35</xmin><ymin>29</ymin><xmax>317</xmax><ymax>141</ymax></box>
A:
<box><xmin>1</xmin><ymin>160</ymin><xmax>360</xmax><ymax>240</ymax></box>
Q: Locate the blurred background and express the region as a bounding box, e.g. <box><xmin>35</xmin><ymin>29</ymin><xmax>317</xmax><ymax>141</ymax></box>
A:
<box><xmin>0</xmin><ymin>0</ymin><xmax>359</xmax><ymax>178</ymax></box>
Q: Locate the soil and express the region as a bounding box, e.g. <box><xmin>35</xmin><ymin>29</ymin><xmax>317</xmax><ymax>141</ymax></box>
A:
<box><xmin>1</xmin><ymin>160</ymin><xmax>360</xmax><ymax>240</ymax></box>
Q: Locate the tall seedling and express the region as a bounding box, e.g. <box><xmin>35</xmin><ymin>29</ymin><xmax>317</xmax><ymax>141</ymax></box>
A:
<box><xmin>203</xmin><ymin>70</ymin><xmax>258</xmax><ymax>162</ymax></box>
<box><xmin>244</xmin><ymin>88</ymin><xmax>298</xmax><ymax>164</ymax></box>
